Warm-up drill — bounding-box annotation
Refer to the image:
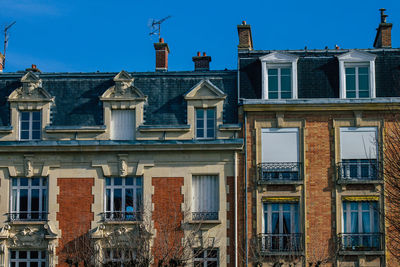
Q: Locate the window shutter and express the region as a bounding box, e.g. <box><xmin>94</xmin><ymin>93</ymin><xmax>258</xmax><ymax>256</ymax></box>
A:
<box><xmin>261</xmin><ymin>128</ymin><xmax>299</xmax><ymax>162</ymax></box>
<box><xmin>340</xmin><ymin>127</ymin><xmax>377</xmax><ymax>159</ymax></box>
<box><xmin>111</xmin><ymin>110</ymin><xmax>135</xmax><ymax>140</ymax></box>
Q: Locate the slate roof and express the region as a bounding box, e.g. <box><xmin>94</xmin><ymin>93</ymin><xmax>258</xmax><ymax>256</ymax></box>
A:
<box><xmin>239</xmin><ymin>49</ymin><xmax>400</xmax><ymax>99</ymax></box>
<box><xmin>0</xmin><ymin>71</ymin><xmax>238</xmax><ymax>127</ymax></box>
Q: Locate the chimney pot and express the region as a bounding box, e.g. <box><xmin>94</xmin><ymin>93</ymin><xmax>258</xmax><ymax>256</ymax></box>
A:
<box><xmin>159</xmin><ymin>38</ymin><xmax>164</xmax><ymax>43</ymax></box>
<box><xmin>374</xmin><ymin>8</ymin><xmax>392</xmax><ymax>48</ymax></box>
<box><xmin>242</xmin><ymin>21</ymin><xmax>246</xmax><ymax>25</ymax></box>
<box><xmin>192</xmin><ymin>52</ymin><xmax>211</xmax><ymax>71</ymax></box>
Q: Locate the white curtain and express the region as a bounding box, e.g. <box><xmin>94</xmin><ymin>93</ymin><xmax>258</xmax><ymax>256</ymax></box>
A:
<box><xmin>111</xmin><ymin>110</ymin><xmax>135</xmax><ymax>140</ymax></box>
<box><xmin>261</xmin><ymin>128</ymin><xmax>299</xmax><ymax>162</ymax></box>
<box><xmin>192</xmin><ymin>175</ymin><xmax>219</xmax><ymax>212</ymax></box>
<box><xmin>340</xmin><ymin>127</ymin><xmax>377</xmax><ymax>159</ymax></box>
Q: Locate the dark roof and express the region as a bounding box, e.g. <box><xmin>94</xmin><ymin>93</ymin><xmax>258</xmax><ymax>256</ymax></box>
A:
<box><xmin>239</xmin><ymin>49</ymin><xmax>400</xmax><ymax>99</ymax></box>
<box><xmin>0</xmin><ymin>71</ymin><xmax>238</xmax><ymax>127</ymax></box>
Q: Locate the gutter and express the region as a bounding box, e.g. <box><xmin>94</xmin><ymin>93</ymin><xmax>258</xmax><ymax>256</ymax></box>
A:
<box><xmin>244</xmin><ymin>111</ymin><xmax>248</xmax><ymax>266</ymax></box>
<box><xmin>234</xmin><ymin>151</ymin><xmax>238</xmax><ymax>267</ymax></box>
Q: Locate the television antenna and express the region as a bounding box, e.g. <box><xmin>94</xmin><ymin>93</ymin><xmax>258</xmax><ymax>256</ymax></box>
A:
<box><xmin>3</xmin><ymin>21</ymin><xmax>16</xmax><ymax>69</ymax></box>
<box><xmin>148</xmin><ymin>16</ymin><xmax>171</xmax><ymax>39</ymax></box>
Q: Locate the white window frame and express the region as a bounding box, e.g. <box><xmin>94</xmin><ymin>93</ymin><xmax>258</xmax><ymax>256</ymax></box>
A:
<box><xmin>191</xmin><ymin>175</ymin><xmax>219</xmax><ymax>221</ymax></box>
<box><xmin>260</xmin><ymin>52</ymin><xmax>299</xmax><ymax>100</ymax></box>
<box><xmin>337</xmin><ymin>50</ymin><xmax>376</xmax><ymax>99</ymax></box>
<box><xmin>19</xmin><ymin>111</ymin><xmax>41</xmax><ymax>141</ymax></box>
<box><xmin>104</xmin><ymin>177</ymin><xmax>143</xmax><ymax>220</ymax></box>
<box><xmin>9</xmin><ymin>250</ymin><xmax>47</xmax><ymax>267</ymax></box>
<box><xmin>263</xmin><ymin>202</ymin><xmax>299</xmax><ymax>234</ymax></box>
<box><xmin>10</xmin><ymin>178</ymin><xmax>47</xmax><ymax>221</ymax></box>
<box><xmin>193</xmin><ymin>249</ymin><xmax>218</xmax><ymax>266</ymax></box>
<box><xmin>195</xmin><ymin>108</ymin><xmax>215</xmax><ymax>139</ymax></box>
<box><xmin>342</xmin><ymin>201</ymin><xmax>379</xmax><ymax>234</ymax></box>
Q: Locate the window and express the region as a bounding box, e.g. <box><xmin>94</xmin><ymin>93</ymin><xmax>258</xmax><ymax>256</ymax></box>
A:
<box><xmin>20</xmin><ymin>111</ymin><xmax>41</xmax><ymax>140</ymax></box>
<box><xmin>196</xmin><ymin>109</ymin><xmax>215</xmax><ymax>139</ymax></box>
<box><xmin>10</xmin><ymin>178</ymin><xmax>47</xmax><ymax>221</ymax></box>
<box><xmin>260</xmin><ymin>52</ymin><xmax>299</xmax><ymax>100</ymax></box>
<box><xmin>260</xmin><ymin>128</ymin><xmax>300</xmax><ymax>181</ymax></box>
<box><xmin>262</xmin><ymin>202</ymin><xmax>301</xmax><ymax>252</ymax></box>
<box><xmin>103</xmin><ymin>249</ymin><xmax>136</xmax><ymax>267</ymax></box>
<box><xmin>339</xmin><ymin>127</ymin><xmax>378</xmax><ymax>181</ymax></box>
<box><xmin>193</xmin><ymin>249</ymin><xmax>218</xmax><ymax>267</ymax></box>
<box><xmin>104</xmin><ymin>177</ymin><xmax>143</xmax><ymax>221</ymax></box>
<box><xmin>341</xmin><ymin>201</ymin><xmax>381</xmax><ymax>250</ymax></box>
<box><xmin>268</xmin><ymin>67</ymin><xmax>292</xmax><ymax>99</ymax></box>
<box><xmin>192</xmin><ymin>175</ymin><xmax>219</xmax><ymax>220</ymax></box>
<box><xmin>345</xmin><ymin>66</ymin><xmax>369</xmax><ymax>98</ymax></box>
<box><xmin>110</xmin><ymin>110</ymin><xmax>135</xmax><ymax>140</ymax></box>
<box><xmin>10</xmin><ymin>250</ymin><xmax>46</xmax><ymax>267</ymax></box>
<box><xmin>337</xmin><ymin>50</ymin><xmax>376</xmax><ymax>99</ymax></box>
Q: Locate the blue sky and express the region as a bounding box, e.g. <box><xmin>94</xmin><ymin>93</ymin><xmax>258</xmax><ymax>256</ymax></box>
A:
<box><xmin>1</xmin><ymin>0</ymin><xmax>399</xmax><ymax>73</ymax></box>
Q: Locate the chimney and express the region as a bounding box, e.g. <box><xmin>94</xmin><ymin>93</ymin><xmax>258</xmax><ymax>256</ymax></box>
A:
<box><xmin>153</xmin><ymin>38</ymin><xmax>170</xmax><ymax>71</ymax></box>
<box><xmin>192</xmin><ymin>52</ymin><xmax>212</xmax><ymax>71</ymax></box>
<box><xmin>237</xmin><ymin>21</ymin><xmax>253</xmax><ymax>51</ymax></box>
<box><xmin>25</xmin><ymin>64</ymin><xmax>41</xmax><ymax>73</ymax></box>
<box><xmin>374</xmin><ymin>8</ymin><xmax>393</xmax><ymax>48</ymax></box>
<box><xmin>0</xmin><ymin>52</ymin><xmax>4</xmax><ymax>72</ymax></box>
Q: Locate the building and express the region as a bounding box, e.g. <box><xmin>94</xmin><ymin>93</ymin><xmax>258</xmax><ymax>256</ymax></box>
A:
<box><xmin>0</xmin><ymin>39</ymin><xmax>242</xmax><ymax>266</ymax></box>
<box><xmin>237</xmin><ymin>9</ymin><xmax>400</xmax><ymax>267</ymax></box>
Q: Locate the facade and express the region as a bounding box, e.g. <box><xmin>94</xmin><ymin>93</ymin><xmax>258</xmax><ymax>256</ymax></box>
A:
<box><xmin>0</xmin><ymin>41</ymin><xmax>242</xmax><ymax>266</ymax></box>
<box><xmin>237</xmin><ymin>10</ymin><xmax>400</xmax><ymax>267</ymax></box>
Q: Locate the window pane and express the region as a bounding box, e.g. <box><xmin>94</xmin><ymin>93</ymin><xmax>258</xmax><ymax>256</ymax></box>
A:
<box><xmin>21</xmin><ymin>178</ymin><xmax>28</xmax><ymax>186</ymax></box>
<box><xmin>32</xmin><ymin>178</ymin><xmax>40</xmax><ymax>186</ymax></box>
<box><xmin>20</xmin><ymin>189</ymin><xmax>28</xmax><ymax>211</ymax></box>
<box><xmin>21</xmin><ymin>112</ymin><xmax>30</xmax><ymax>120</ymax></box>
<box><xmin>105</xmin><ymin>178</ymin><xmax>111</xmax><ymax>186</ymax></box>
<box><xmin>197</xmin><ymin>128</ymin><xmax>204</xmax><ymax>138</ymax></box>
<box><xmin>114</xmin><ymin>189</ymin><xmax>122</xmax><ymax>211</ymax></box>
<box><xmin>31</xmin><ymin>130</ymin><xmax>41</xmax><ymax>140</ymax></box>
<box><xmin>32</xmin><ymin>121</ymin><xmax>41</xmax><ymax>130</ymax></box>
<box><xmin>196</xmin><ymin>109</ymin><xmax>204</xmax><ymax>119</ymax></box>
<box><xmin>21</xmin><ymin>121</ymin><xmax>30</xmax><ymax>130</ymax></box>
<box><xmin>21</xmin><ymin>131</ymin><xmax>29</xmax><ymax>140</ymax></box>
<box><xmin>31</xmin><ymin>262</ymin><xmax>38</xmax><ymax>267</ymax></box>
<box><xmin>12</xmin><ymin>189</ymin><xmax>17</xmax><ymax>212</ymax></box>
<box><xmin>12</xmin><ymin>179</ymin><xmax>18</xmax><ymax>186</ymax></box>
<box><xmin>19</xmin><ymin>251</ymin><xmax>27</xmax><ymax>259</ymax></box>
<box><xmin>32</xmin><ymin>112</ymin><xmax>41</xmax><ymax>120</ymax></box>
<box><xmin>106</xmin><ymin>189</ymin><xmax>111</xmax><ymax>211</ymax></box>
<box><xmin>125</xmin><ymin>177</ymin><xmax>133</xmax><ymax>185</ymax></box>
<box><xmin>268</xmin><ymin>92</ymin><xmax>278</xmax><ymax>99</ymax></box>
<box><xmin>125</xmin><ymin>189</ymin><xmax>133</xmax><ymax>210</ymax></box>
<box><xmin>268</xmin><ymin>74</ymin><xmax>278</xmax><ymax>94</ymax></box>
<box><xmin>346</xmin><ymin>68</ymin><xmax>356</xmax><ymax>98</ymax></box>
<box><xmin>42</xmin><ymin>189</ymin><xmax>47</xmax><ymax>212</ymax></box>
<box><xmin>268</xmin><ymin>69</ymin><xmax>278</xmax><ymax>75</ymax></box>
<box><xmin>31</xmin><ymin>251</ymin><xmax>39</xmax><ymax>259</ymax></box>
<box><xmin>359</xmin><ymin>90</ymin><xmax>369</xmax><ymax>98</ymax></box>
<box><xmin>281</xmin><ymin>91</ymin><xmax>292</xmax><ymax>99</ymax></box>
<box><xmin>20</xmin><ymin>263</ymin><xmax>27</xmax><ymax>267</ymax></box>
<box><xmin>206</xmin><ymin>109</ymin><xmax>215</xmax><ymax>118</ymax></box>
<box><xmin>31</xmin><ymin>189</ymin><xmax>40</xmax><ymax>212</ymax></box>
<box><xmin>114</xmin><ymin>178</ymin><xmax>122</xmax><ymax>186</ymax></box>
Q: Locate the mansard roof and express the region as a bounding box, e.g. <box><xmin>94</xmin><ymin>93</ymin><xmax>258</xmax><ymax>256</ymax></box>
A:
<box><xmin>239</xmin><ymin>48</ymin><xmax>400</xmax><ymax>99</ymax></box>
<box><xmin>0</xmin><ymin>71</ymin><xmax>237</xmax><ymax>127</ymax></box>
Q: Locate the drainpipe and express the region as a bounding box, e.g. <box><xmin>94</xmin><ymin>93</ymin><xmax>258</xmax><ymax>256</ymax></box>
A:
<box><xmin>244</xmin><ymin>111</ymin><xmax>248</xmax><ymax>266</ymax></box>
<box><xmin>234</xmin><ymin>151</ymin><xmax>238</xmax><ymax>267</ymax></box>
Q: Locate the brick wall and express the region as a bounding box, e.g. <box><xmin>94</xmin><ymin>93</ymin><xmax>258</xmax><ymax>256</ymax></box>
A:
<box><xmin>152</xmin><ymin>177</ymin><xmax>184</xmax><ymax>266</ymax></box>
<box><xmin>226</xmin><ymin>176</ymin><xmax>235</xmax><ymax>266</ymax></box>
<box><xmin>56</xmin><ymin>178</ymin><xmax>94</xmax><ymax>267</ymax></box>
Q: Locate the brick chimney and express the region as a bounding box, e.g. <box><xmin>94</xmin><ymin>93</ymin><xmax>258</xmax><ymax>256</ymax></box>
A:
<box><xmin>154</xmin><ymin>38</ymin><xmax>170</xmax><ymax>72</ymax></box>
<box><xmin>192</xmin><ymin>52</ymin><xmax>211</xmax><ymax>71</ymax></box>
<box><xmin>25</xmin><ymin>64</ymin><xmax>41</xmax><ymax>73</ymax></box>
<box><xmin>237</xmin><ymin>21</ymin><xmax>253</xmax><ymax>51</ymax></box>
<box><xmin>374</xmin><ymin>8</ymin><xmax>393</xmax><ymax>48</ymax></box>
<box><xmin>0</xmin><ymin>52</ymin><xmax>4</xmax><ymax>72</ymax></box>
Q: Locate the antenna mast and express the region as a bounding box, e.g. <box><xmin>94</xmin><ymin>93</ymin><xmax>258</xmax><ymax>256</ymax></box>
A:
<box><xmin>3</xmin><ymin>21</ymin><xmax>16</xmax><ymax>69</ymax></box>
<box><xmin>149</xmin><ymin>16</ymin><xmax>171</xmax><ymax>39</ymax></box>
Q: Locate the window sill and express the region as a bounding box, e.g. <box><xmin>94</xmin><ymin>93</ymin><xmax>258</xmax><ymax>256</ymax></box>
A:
<box><xmin>8</xmin><ymin>220</ymin><xmax>48</xmax><ymax>225</ymax></box>
<box><xmin>258</xmin><ymin>180</ymin><xmax>303</xmax><ymax>186</ymax></box>
<box><xmin>337</xmin><ymin>179</ymin><xmax>383</xmax><ymax>185</ymax></box>
<box><xmin>0</xmin><ymin>126</ymin><xmax>13</xmax><ymax>133</ymax></box>
<box><xmin>338</xmin><ymin>250</ymin><xmax>384</xmax><ymax>256</ymax></box>
<box><xmin>260</xmin><ymin>251</ymin><xmax>304</xmax><ymax>256</ymax></box>
<box><xmin>188</xmin><ymin>220</ymin><xmax>221</xmax><ymax>225</ymax></box>
<box><xmin>102</xmin><ymin>220</ymin><xmax>142</xmax><ymax>225</ymax></box>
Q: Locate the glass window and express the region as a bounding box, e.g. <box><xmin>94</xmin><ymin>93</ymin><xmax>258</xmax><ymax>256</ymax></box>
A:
<box><xmin>110</xmin><ymin>110</ymin><xmax>135</xmax><ymax>140</ymax></box>
<box><xmin>10</xmin><ymin>178</ymin><xmax>47</xmax><ymax>221</ymax></box>
<box><xmin>345</xmin><ymin>66</ymin><xmax>370</xmax><ymax>98</ymax></box>
<box><xmin>193</xmin><ymin>249</ymin><xmax>218</xmax><ymax>267</ymax></box>
<box><xmin>192</xmin><ymin>175</ymin><xmax>219</xmax><ymax>220</ymax></box>
<box><xmin>20</xmin><ymin>111</ymin><xmax>41</xmax><ymax>141</ymax></box>
<box><xmin>104</xmin><ymin>177</ymin><xmax>143</xmax><ymax>221</ymax></box>
<box><xmin>196</xmin><ymin>108</ymin><xmax>215</xmax><ymax>139</ymax></box>
<box><xmin>10</xmin><ymin>250</ymin><xmax>46</xmax><ymax>267</ymax></box>
<box><xmin>268</xmin><ymin>68</ymin><xmax>292</xmax><ymax>99</ymax></box>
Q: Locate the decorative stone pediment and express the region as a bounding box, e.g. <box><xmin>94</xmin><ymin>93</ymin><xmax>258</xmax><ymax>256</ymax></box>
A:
<box><xmin>92</xmin><ymin>224</ymin><xmax>151</xmax><ymax>248</ymax></box>
<box><xmin>8</xmin><ymin>72</ymin><xmax>54</xmax><ymax>102</ymax></box>
<box><xmin>101</xmin><ymin>71</ymin><xmax>147</xmax><ymax>101</ymax></box>
<box><xmin>259</xmin><ymin>52</ymin><xmax>299</xmax><ymax>63</ymax></box>
<box><xmin>0</xmin><ymin>224</ymin><xmax>57</xmax><ymax>249</ymax></box>
<box><xmin>337</xmin><ymin>50</ymin><xmax>377</xmax><ymax>62</ymax></box>
<box><xmin>184</xmin><ymin>80</ymin><xmax>227</xmax><ymax>100</ymax></box>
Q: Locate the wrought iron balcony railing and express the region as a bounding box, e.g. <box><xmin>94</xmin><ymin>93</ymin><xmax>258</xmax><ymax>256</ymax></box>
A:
<box><xmin>8</xmin><ymin>212</ymin><xmax>48</xmax><ymax>221</ymax></box>
<box><xmin>259</xmin><ymin>162</ymin><xmax>302</xmax><ymax>182</ymax></box>
<box><xmin>192</xmin><ymin>212</ymin><xmax>219</xmax><ymax>221</ymax></box>
<box><xmin>337</xmin><ymin>160</ymin><xmax>381</xmax><ymax>181</ymax></box>
<box><xmin>258</xmin><ymin>233</ymin><xmax>303</xmax><ymax>253</ymax></box>
<box><xmin>102</xmin><ymin>211</ymin><xmax>142</xmax><ymax>222</ymax></box>
<box><xmin>338</xmin><ymin>233</ymin><xmax>383</xmax><ymax>251</ymax></box>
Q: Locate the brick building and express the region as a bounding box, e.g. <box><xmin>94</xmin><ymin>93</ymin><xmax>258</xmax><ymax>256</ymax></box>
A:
<box><xmin>0</xmin><ymin>39</ymin><xmax>242</xmax><ymax>266</ymax></box>
<box><xmin>237</xmin><ymin>9</ymin><xmax>400</xmax><ymax>267</ymax></box>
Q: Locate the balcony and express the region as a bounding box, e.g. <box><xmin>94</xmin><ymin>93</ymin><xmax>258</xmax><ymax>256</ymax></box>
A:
<box><xmin>8</xmin><ymin>212</ymin><xmax>48</xmax><ymax>222</ymax></box>
<box><xmin>337</xmin><ymin>160</ymin><xmax>382</xmax><ymax>184</ymax></box>
<box><xmin>338</xmin><ymin>233</ymin><xmax>384</xmax><ymax>255</ymax></box>
<box><xmin>258</xmin><ymin>233</ymin><xmax>303</xmax><ymax>254</ymax></box>
<box><xmin>258</xmin><ymin>162</ymin><xmax>302</xmax><ymax>184</ymax></box>
<box><xmin>191</xmin><ymin>212</ymin><xmax>219</xmax><ymax>221</ymax></box>
<box><xmin>102</xmin><ymin>211</ymin><xmax>142</xmax><ymax>222</ymax></box>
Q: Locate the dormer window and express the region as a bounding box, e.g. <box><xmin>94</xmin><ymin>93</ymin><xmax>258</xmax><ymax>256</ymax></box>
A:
<box><xmin>337</xmin><ymin>51</ymin><xmax>376</xmax><ymax>99</ymax></box>
<box><xmin>260</xmin><ymin>52</ymin><xmax>299</xmax><ymax>100</ymax></box>
<box><xmin>20</xmin><ymin>111</ymin><xmax>41</xmax><ymax>140</ymax></box>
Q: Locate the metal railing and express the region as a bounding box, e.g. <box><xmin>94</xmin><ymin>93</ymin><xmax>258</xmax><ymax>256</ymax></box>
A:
<box><xmin>102</xmin><ymin>211</ymin><xmax>142</xmax><ymax>221</ymax></box>
<box><xmin>192</xmin><ymin>212</ymin><xmax>219</xmax><ymax>221</ymax></box>
<box><xmin>8</xmin><ymin>212</ymin><xmax>48</xmax><ymax>221</ymax></box>
<box><xmin>338</xmin><ymin>233</ymin><xmax>383</xmax><ymax>251</ymax></box>
<box><xmin>259</xmin><ymin>162</ymin><xmax>302</xmax><ymax>181</ymax></box>
<box><xmin>337</xmin><ymin>160</ymin><xmax>381</xmax><ymax>181</ymax></box>
<box><xmin>258</xmin><ymin>233</ymin><xmax>303</xmax><ymax>252</ymax></box>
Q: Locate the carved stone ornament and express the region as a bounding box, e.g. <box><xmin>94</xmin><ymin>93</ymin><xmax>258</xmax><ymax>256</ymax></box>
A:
<box><xmin>100</xmin><ymin>70</ymin><xmax>147</xmax><ymax>101</ymax></box>
<box><xmin>11</xmin><ymin>227</ymin><xmax>46</xmax><ymax>248</ymax></box>
<box><xmin>8</xmin><ymin>72</ymin><xmax>54</xmax><ymax>102</ymax></box>
<box><xmin>119</xmin><ymin>158</ymin><xmax>128</xmax><ymax>177</ymax></box>
<box><xmin>24</xmin><ymin>159</ymin><xmax>33</xmax><ymax>177</ymax></box>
